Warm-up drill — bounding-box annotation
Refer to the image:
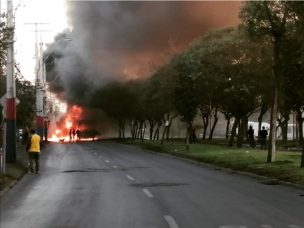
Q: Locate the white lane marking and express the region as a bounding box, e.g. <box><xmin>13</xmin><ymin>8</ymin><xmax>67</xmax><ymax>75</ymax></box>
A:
<box><xmin>126</xmin><ymin>175</ymin><xmax>135</xmax><ymax>181</ymax></box>
<box><xmin>164</xmin><ymin>215</ymin><xmax>179</xmax><ymax>228</ymax></box>
<box><xmin>105</xmin><ymin>160</ymin><xmax>110</xmax><ymax>163</ymax></box>
<box><xmin>288</xmin><ymin>225</ymin><xmax>304</xmax><ymax>228</ymax></box>
<box><xmin>142</xmin><ymin>188</ymin><xmax>154</xmax><ymax>198</ymax></box>
<box><xmin>219</xmin><ymin>226</ymin><xmax>247</xmax><ymax>228</ymax></box>
<box><xmin>261</xmin><ymin>225</ymin><xmax>273</xmax><ymax>228</ymax></box>
<box><xmin>113</xmin><ymin>165</ymin><xmax>118</xmax><ymax>169</ymax></box>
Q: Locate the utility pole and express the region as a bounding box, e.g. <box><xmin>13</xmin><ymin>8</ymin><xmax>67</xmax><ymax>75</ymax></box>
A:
<box><xmin>5</xmin><ymin>0</ymin><xmax>16</xmax><ymax>162</ymax></box>
<box><xmin>24</xmin><ymin>23</ymin><xmax>48</xmax><ymax>138</ymax></box>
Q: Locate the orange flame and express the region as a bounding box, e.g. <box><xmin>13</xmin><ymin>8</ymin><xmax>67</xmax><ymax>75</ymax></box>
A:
<box><xmin>47</xmin><ymin>105</ymin><xmax>97</xmax><ymax>143</ymax></box>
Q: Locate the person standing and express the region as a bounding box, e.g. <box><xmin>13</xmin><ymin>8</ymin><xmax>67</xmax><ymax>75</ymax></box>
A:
<box><xmin>26</xmin><ymin>129</ymin><xmax>42</xmax><ymax>174</ymax></box>
<box><xmin>72</xmin><ymin>128</ymin><xmax>76</xmax><ymax>141</ymax></box>
<box><xmin>259</xmin><ymin>126</ymin><xmax>268</xmax><ymax>150</ymax></box>
<box><xmin>76</xmin><ymin>129</ymin><xmax>81</xmax><ymax>141</ymax></box>
<box><xmin>247</xmin><ymin>126</ymin><xmax>255</xmax><ymax>147</ymax></box>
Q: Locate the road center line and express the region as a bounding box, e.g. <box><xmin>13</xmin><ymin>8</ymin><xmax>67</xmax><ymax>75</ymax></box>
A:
<box><xmin>164</xmin><ymin>215</ymin><xmax>179</xmax><ymax>228</ymax></box>
<box><xmin>113</xmin><ymin>165</ymin><xmax>118</xmax><ymax>169</ymax></box>
<box><xmin>126</xmin><ymin>175</ymin><xmax>135</xmax><ymax>181</ymax></box>
<box><xmin>142</xmin><ymin>188</ymin><xmax>154</xmax><ymax>198</ymax></box>
<box><xmin>219</xmin><ymin>226</ymin><xmax>247</xmax><ymax>228</ymax></box>
<box><xmin>261</xmin><ymin>225</ymin><xmax>273</xmax><ymax>228</ymax></box>
<box><xmin>105</xmin><ymin>160</ymin><xmax>110</xmax><ymax>163</ymax></box>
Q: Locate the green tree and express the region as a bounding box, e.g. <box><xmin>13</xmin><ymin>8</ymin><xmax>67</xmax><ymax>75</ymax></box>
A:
<box><xmin>15</xmin><ymin>77</ymin><xmax>35</xmax><ymax>128</ymax></box>
<box><xmin>91</xmin><ymin>82</ymin><xmax>137</xmax><ymax>139</ymax></box>
<box><xmin>0</xmin><ymin>74</ymin><xmax>35</xmax><ymax>128</ymax></box>
<box><xmin>180</xmin><ymin>28</ymin><xmax>270</xmax><ymax>147</ymax></box>
<box><xmin>240</xmin><ymin>1</ymin><xmax>302</xmax><ymax>162</ymax></box>
<box><xmin>172</xmin><ymin>55</ymin><xmax>199</xmax><ymax>149</ymax></box>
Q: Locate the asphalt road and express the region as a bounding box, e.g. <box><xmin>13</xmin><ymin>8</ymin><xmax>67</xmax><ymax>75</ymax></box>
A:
<box><xmin>1</xmin><ymin>141</ymin><xmax>304</xmax><ymax>228</ymax></box>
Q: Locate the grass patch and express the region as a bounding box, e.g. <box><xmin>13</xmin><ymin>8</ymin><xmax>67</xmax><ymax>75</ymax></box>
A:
<box><xmin>123</xmin><ymin>140</ymin><xmax>304</xmax><ymax>186</ymax></box>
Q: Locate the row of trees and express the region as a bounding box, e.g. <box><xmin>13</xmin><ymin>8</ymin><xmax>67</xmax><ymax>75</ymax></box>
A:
<box><xmin>89</xmin><ymin>1</ymin><xmax>304</xmax><ymax>166</ymax></box>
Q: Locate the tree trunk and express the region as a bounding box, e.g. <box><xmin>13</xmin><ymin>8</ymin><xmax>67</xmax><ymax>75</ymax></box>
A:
<box><xmin>149</xmin><ymin>120</ymin><xmax>156</xmax><ymax>140</ymax></box>
<box><xmin>281</xmin><ymin>122</ymin><xmax>288</xmax><ymax>143</ymax></box>
<box><xmin>277</xmin><ymin>111</ymin><xmax>290</xmax><ymax>143</ymax></box>
<box><xmin>140</xmin><ymin>121</ymin><xmax>146</xmax><ymax>142</ymax></box>
<box><xmin>161</xmin><ymin>126</ymin><xmax>167</xmax><ymax>144</ymax></box>
<box><xmin>118</xmin><ymin>122</ymin><xmax>121</xmax><ymax>139</ymax></box>
<box><xmin>267</xmin><ymin>86</ymin><xmax>278</xmax><ymax>163</ymax></box>
<box><xmin>208</xmin><ymin>107</ymin><xmax>218</xmax><ymax>140</ymax></box>
<box><xmin>122</xmin><ymin>122</ymin><xmax>125</xmax><ymax>139</ymax></box>
<box><xmin>186</xmin><ymin>122</ymin><xmax>191</xmax><ymax>151</ymax></box>
<box><xmin>131</xmin><ymin>121</ymin><xmax>137</xmax><ymax>139</ymax></box>
<box><xmin>202</xmin><ymin>116</ymin><xmax>209</xmax><ymax>140</ymax></box>
<box><xmin>229</xmin><ymin>117</ymin><xmax>240</xmax><ymax>147</ymax></box>
<box><xmin>237</xmin><ymin>116</ymin><xmax>248</xmax><ymax>148</ymax></box>
<box><xmin>130</xmin><ymin>122</ymin><xmax>134</xmax><ymax>140</ymax></box>
<box><xmin>136</xmin><ymin>122</ymin><xmax>141</xmax><ymax>139</ymax></box>
<box><xmin>166</xmin><ymin>115</ymin><xmax>177</xmax><ymax>141</ymax></box>
<box><xmin>296</xmin><ymin>109</ymin><xmax>304</xmax><ymax>146</ymax></box>
<box><xmin>225</xmin><ymin>117</ymin><xmax>230</xmax><ymax>140</ymax></box>
<box><xmin>153</xmin><ymin>121</ymin><xmax>162</xmax><ymax>140</ymax></box>
<box><xmin>301</xmin><ymin>143</ymin><xmax>304</xmax><ymax>168</ymax></box>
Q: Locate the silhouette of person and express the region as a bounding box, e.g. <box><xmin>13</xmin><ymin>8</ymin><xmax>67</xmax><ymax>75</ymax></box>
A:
<box><xmin>76</xmin><ymin>129</ymin><xmax>81</xmax><ymax>141</ymax></box>
<box><xmin>72</xmin><ymin>128</ymin><xmax>76</xmax><ymax>141</ymax></box>
<box><xmin>247</xmin><ymin>126</ymin><xmax>255</xmax><ymax>147</ymax></box>
<box><xmin>259</xmin><ymin>126</ymin><xmax>268</xmax><ymax>150</ymax></box>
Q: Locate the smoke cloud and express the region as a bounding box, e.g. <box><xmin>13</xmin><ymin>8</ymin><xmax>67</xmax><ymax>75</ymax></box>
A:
<box><xmin>46</xmin><ymin>1</ymin><xmax>241</xmax><ymax>104</ymax></box>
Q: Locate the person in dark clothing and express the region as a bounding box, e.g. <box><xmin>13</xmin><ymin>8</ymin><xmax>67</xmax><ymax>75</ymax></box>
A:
<box><xmin>69</xmin><ymin>128</ymin><xmax>72</xmax><ymax>142</ymax></box>
<box><xmin>22</xmin><ymin>128</ymin><xmax>29</xmax><ymax>145</ymax></box>
<box><xmin>76</xmin><ymin>129</ymin><xmax>81</xmax><ymax>141</ymax></box>
<box><xmin>72</xmin><ymin>128</ymin><xmax>76</xmax><ymax>141</ymax></box>
<box><xmin>259</xmin><ymin>126</ymin><xmax>268</xmax><ymax>150</ymax></box>
<box><xmin>247</xmin><ymin>126</ymin><xmax>255</xmax><ymax>147</ymax></box>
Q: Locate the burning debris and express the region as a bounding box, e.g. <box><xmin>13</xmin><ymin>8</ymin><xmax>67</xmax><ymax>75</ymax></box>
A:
<box><xmin>48</xmin><ymin>105</ymin><xmax>100</xmax><ymax>143</ymax></box>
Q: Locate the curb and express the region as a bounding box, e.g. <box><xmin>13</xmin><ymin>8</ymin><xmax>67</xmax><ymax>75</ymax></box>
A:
<box><xmin>129</xmin><ymin>145</ymin><xmax>304</xmax><ymax>191</ymax></box>
<box><xmin>0</xmin><ymin>179</ymin><xmax>18</xmax><ymax>198</ymax></box>
<box><xmin>0</xmin><ymin>170</ymin><xmax>28</xmax><ymax>198</ymax></box>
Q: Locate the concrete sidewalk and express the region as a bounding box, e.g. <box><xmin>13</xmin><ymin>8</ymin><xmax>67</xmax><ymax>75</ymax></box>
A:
<box><xmin>0</xmin><ymin>143</ymin><xmax>28</xmax><ymax>197</ymax></box>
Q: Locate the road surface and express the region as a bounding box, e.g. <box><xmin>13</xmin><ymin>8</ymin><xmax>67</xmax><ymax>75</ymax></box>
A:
<box><xmin>1</xmin><ymin>141</ymin><xmax>304</xmax><ymax>228</ymax></box>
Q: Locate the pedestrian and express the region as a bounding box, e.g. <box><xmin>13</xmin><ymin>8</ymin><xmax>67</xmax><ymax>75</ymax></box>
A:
<box><xmin>22</xmin><ymin>128</ymin><xmax>29</xmax><ymax>145</ymax></box>
<box><xmin>247</xmin><ymin>126</ymin><xmax>255</xmax><ymax>147</ymax></box>
<box><xmin>69</xmin><ymin>128</ymin><xmax>72</xmax><ymax>142</ymax></box>
<box><xmin>26</xmin><ymin>129</ymin><xmax>42</xmax><ymax>174</ymax></box>
<box><xmin>72</xmin><ymin>128</ymin><xmax>76</xmax><ymax>141</ymax></box>
<box><xmin>259</xmin><ymin>126</ymin><xmax>268</xmax><ymax>150</ymax></box>
<box><xmin>76</xmin><ymin>129</ymin><xmax>81</xmax><ymax>141</ymax></box>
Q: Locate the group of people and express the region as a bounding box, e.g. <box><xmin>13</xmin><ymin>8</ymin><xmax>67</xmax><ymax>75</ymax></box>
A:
<box><xmin>247</xmin><ymin>126</ymin><xmax>268</xmax><ymax>149</ymax></box>
<box><xmin>69</xmin><ymin>128</ymin><xmax>81</xmax><ymax>142</ymax></box>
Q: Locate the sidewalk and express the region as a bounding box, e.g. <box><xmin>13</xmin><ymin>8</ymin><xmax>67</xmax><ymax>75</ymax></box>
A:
<box><xmin>0</xmin><ymin>143</ymin><xmax>28</xmax><ymax>196</ymax></box>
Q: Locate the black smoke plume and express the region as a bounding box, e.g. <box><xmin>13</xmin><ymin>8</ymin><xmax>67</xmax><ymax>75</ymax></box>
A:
<box><xmin>45</xmin><ymin>1</ymin><xmax>241</xmax><ymax>105</ymax></box>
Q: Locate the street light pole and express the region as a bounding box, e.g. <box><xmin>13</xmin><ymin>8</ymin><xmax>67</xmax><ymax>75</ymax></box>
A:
<box><xmin>5</xmin><ymin>0</ymin><xmax>16</xmax><ymax>162</ymax></box>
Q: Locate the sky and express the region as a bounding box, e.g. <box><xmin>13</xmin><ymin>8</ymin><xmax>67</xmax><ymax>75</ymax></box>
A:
<box><xmin>2</xmin><ymin>0</ymin><xmax>69</xmax><ymax>82</ymax></box>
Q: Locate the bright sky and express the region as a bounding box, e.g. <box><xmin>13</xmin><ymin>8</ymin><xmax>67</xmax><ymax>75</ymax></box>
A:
<box><xmin>11</xmin><ymin>0</ymin><xmax>69</xmax><ymax>82</ymax></box>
